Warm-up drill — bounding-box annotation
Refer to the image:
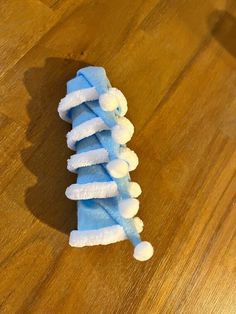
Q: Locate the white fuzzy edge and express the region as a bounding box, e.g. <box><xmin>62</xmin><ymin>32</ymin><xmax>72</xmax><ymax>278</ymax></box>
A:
<box><xmin>58</xmin><ymin>87</ymin><xmax>99</xmax><ymax>122</ymax></box>
<box><xmin>67</xmin><ymin>148</ymin><xmax>109</xmax><ymax>172</ymax></box>
<box><xmin>65</xmin><ymin>182</ymin><xmax>118</xmax><ymax>200</ymax></box>
<box><xmin>67</xmin><ymin>117</ymin><xmax>109</xmax><ymax>150</ymax></box>
<box><xmin>69</xmin><ymin>217</ymin><xmax>144</xmax><ymax>247</ymax></box>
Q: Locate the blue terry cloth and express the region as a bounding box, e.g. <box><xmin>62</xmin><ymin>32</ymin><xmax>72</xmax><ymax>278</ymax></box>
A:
<box><xmin>58</xmin><ymin>66</ymin><xmax>153</xmax><ymax>261</ymax></box>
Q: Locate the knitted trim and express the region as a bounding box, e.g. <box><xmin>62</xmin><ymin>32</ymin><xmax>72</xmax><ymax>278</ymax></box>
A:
<box><xmin>65</xmin><ymin>182</ymin><xmax>118</xmax><ymax>200</ymax></box>
<box><xmin>58</xmin><ymin>87</ymin><xmax>98</xmax><ymax>122</ymax></box>
<box><xmin>69</xmin><ymin>217</ymin><xmax>143</xmax><ymax>247</ymax></box>
<box><xmin>67</xmin><ymin>148</ymin><xmax>109</xmax><ymax>172</ymax></box>
<box><xmin>67</xmin><ymin>117</ymin><xmax>109</xmax><ymax>150</ymax></box>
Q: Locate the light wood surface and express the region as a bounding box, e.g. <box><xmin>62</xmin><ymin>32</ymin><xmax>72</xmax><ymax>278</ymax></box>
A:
<box><xmin>0</xmin><ymin>1</ymin><xmax>236</xmax><ymax>313</ymax></box>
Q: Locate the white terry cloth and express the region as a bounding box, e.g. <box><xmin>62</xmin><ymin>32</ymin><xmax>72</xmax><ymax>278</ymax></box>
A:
<box><xmin>66</xmin><ymin>117</ymin><xmax>109</xmax><ymax>150</ymax></box>
<box><xmin>69</xmin><ymin>217</ymin><xmax>143</xmax><ymax>247</ymax></box>
<box><xmin>58</xmin><ymin>87</ymin><xmax>99</xmax><ymax>122</ymax></box>
<box><xmin>67</xmin><ymin>148</ymin><xmax>109</xmax><ymax>172</ymax></box>
<box><xmin>65</xmin><ymin>182</ymin><xmax>118</xmax><ymax>200</ymax></box>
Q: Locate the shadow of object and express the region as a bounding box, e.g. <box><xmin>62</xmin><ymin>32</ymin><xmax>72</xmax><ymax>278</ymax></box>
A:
<box><xmin>22</xmin><ymin>58</ymin><xmax>90</xmax><ymax>234</ymax></box>
<box><xmin>208</xmin><ymin>10</ymin><xmax>236</xmax><ymax>58</ymax></box>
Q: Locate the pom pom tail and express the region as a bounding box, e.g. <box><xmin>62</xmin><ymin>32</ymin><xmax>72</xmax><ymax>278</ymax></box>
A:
<box><xmin>133</xmin><ymin>241</ymin><xmax>154</xmax><ymax>261</ymax></box>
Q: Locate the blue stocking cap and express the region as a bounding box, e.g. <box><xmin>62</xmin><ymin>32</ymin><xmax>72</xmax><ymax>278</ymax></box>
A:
<box><xmin>58</xmin><ymin>66</ymin><xmax>154</xmax><ymax>261</ymax></box>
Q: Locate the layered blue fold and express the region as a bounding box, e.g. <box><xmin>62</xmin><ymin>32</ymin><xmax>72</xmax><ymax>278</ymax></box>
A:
<box><xmin>67</xmin><ymin>67</ymin><xmax>141</xmax><ymax>246</ymax></box>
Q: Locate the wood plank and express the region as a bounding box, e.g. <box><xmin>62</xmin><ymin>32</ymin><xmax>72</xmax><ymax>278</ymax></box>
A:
<box><xmin>133</xmin><ymin>31</ymin><xmax>236</xmax><ymax>314</ymax></box>
<box><xmin>0</xmin><ymin>0</ymin><xmax>55</xmax><ymax>77</ymax></box>
<box><xmin>0</xmin><ymin>0</ymin><xmax>226</xmax><ymax>129</ymax></box>
<box><xmin>0</xmin><ymin>0</ymin><xmax>87</xmax><ymax>78</ymax></box>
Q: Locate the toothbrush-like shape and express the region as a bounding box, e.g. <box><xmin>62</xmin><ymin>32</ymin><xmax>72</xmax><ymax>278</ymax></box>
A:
<box><xmin>58</xmin><ymin>67</ymin><xmax>153</xmax><ymax>261</ymax></box>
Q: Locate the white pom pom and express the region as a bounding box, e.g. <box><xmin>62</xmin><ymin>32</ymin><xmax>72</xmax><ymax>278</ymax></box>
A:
<box><xmin>112</xmin><ymin>117</ymin><xmax>134</xmax><ymax>144</ymax></box>
<box><xmin>109</xmin><ymin>87</ymin><xmax>128</xmax><ymax>116</ymax></box>
<box><xmin>119</xmin><ymin>198</ymin><xmax>139</xmax><ymax>218</ymax></box>
<box><xmin>134</xmin><ymin>217</ymin><xmax>144</xmax><ymax>232</ymax></box>
<box><xmin>106</xmin><ymin>159</ymin><xmax>129</xmax><ymax>178</ymax></box>
<box><xmin>111</xmin><ymin>124</ymin><xmax>132</xmax><ymax>144</ymax></box>
<box><xmin>119</xmin><ymin>148</ymin><xmax>139</xmax><ymax>171</ymax></box>
<box><xmin>133</xmin><ymin>241</ymin><xmax>154</xmax><ymax>261</ymax></box>
<box><xmin>99</xmin><ymin>92</ymin><xmax>118</xmax><ymax>111</ymax></box>
<box><xmin>117</xmin><ymin>117</ymin><xmax>134</xmax><ymax>135</ymax></box>
<box><xmin>128</xmin><ymin>182</ymin><xmax>142</xmax><ymax>197</ymax></box>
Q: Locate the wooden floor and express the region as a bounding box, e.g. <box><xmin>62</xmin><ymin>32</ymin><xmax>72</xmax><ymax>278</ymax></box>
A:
<box><xmin>0</xmin><ymin>1</ymin><xmax>236</xmax><ymax>313</ymax></box>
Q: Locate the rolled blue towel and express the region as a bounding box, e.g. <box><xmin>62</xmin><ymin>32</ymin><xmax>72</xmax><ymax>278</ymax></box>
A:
<box><xmin>58</xmin><ymin>66</ymin><xmax>153</xmax><ymax>261</ymax></box>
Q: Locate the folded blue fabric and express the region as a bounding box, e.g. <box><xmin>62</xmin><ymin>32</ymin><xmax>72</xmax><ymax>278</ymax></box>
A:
<box><xmin>58</xmin><ymin>66</ymin><xmax>153</xmax><ymax>261</ymax></box>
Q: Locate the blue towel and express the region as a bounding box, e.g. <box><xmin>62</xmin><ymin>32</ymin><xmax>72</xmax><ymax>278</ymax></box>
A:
<box><xmin>58</xmin><ymin>66</ymin><xmax>153</xmax><ymax>261</ymax></box>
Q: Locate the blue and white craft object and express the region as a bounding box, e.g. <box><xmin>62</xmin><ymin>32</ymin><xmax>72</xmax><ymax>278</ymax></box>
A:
<box><xmin>58</xmin><ymin>66</ymin><xmax>154</xmax><ymax>261</ymax></box>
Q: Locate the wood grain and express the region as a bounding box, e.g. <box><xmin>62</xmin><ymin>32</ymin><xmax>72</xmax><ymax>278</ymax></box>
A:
<box><xmin>0</xmin><ymin>1</ymin><xmax>236</xmax><ymax>313</ymax></box>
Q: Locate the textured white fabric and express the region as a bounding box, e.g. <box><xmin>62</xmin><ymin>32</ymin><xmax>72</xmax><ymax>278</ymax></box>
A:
<box><xmin>65</xmin><ymin>182</ymin><xmax>118</xmax><ymax>200</ymax></box>
<box><xmin>67</xmin><ymin>117</ymin><xmax>109</xmax><ymax>150</ymax></box>
<box><xmin>69</xmin><ymin>217</ymin><xmax>143</xmax><ymax>247</ymax></box>
<box><xmin>128</xmin><ymin>182</ymin><xmax>142</xmax><ymax>197</ymax></box>
<box><xmin>67</xmin><ymin>148</ymin><xmax>109</xmax><ymax>172</ymax></box>
<box><xmin>133</xmin><ymin>241</ymin><xmax>154</xmax><ymax>261</ymax></box>
<box><xmin>108</xmin><ymin>87</ymin><xmax>127</xmax><ymax>116</ymax></box>
<box><xmin>58</xmin><ymin>87</ymin><xmax>98</xmax><ymax>122</ymax></box>
<box><xmin>119</xmin><ymin>147</ymin><xmax>139</xmax><ymax>171</ymax></box>
<box><xmin>106</xmin><ymin>159</ymin><xmax>129</xmax><ymax>178</ymax></box>
<box><xmin>111</xmin><ymin>117</ymin><xmax>134</xmax><ymax>144</ymax></box>
<box><xmin>117</xmin><ymin>116</ymin><xmax>134</xmax><ymax>135</ymax></box>
<box><xmin>99</xmin><ymin>92</ymin><xmax>118</xmax><ymax>111</ymax></box>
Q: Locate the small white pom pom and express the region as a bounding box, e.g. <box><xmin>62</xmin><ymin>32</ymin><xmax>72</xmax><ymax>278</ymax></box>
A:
<box><xmin>133</xmin><ymin>241</ymin><xmax>154</xmax><ymax>261</ymax></box>
<box><xmin>119</xmin><ymin>198</ymin><xmax>139</xmax><ymax>218</ymax></box>
<box><xmin>128</xmin><ymin>182</ymin><xmax>142</xmax><ymax>197</ymax></box>
<box><xmin>99</xmin><ymin>92</ymin><xmax>118</xmax><ymax>111</ymax></box>
<box><xmin>112</xmin><ymin>124</ymin><xmax>132</xmax><ymax>144</ymax></box>
<box><xmin>109</xmin><ymin>87</ymin><xmax>128</xmax><ymax>116</ymax></box>
<box><xmin>112</xmin><ymin>117</ymin><xmax>134</xmax><ymax>144</ymax></box>
<box><xmin>106</xmin><ymin>159</ymin><xmax>129</xmax><ymax>178</ymax></box>
<box><xmin>119</xmin><ymin>148</ymin><xmax>139</xmax><ymax>171</ymax></box>
<box><xmin>134</xmin><ymin>217</ymin><xmax>144</xmax><ymax>232</ymax></box>
<box><xmin>117</xmin><ymin>117</ymin><xmax>134</xmax><ymax>135</ymax></box>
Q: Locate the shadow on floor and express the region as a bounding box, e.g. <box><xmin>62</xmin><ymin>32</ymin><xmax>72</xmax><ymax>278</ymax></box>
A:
<box><xmin>208</xmin><ymin>10</ymin><xmax>236</xmax><ymax>58</ymax></box>
<box><xmin>22</xmin><ymin>57</ymin><xmax>90</xmax><ymax>234</ymax></box>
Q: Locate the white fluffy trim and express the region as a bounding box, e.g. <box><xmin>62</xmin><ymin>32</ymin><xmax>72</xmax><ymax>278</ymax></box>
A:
<box><xmin>58</xmin><ymin>87</ymin><xmax>98</xmax><ymax>122</ymax></box>
<box><xmin>67</xmin><ymin>117</ymin><xmax>109</xmax><ymax>150</ymax></box>
<box><xmin>69</xmin><ymin>217</ymin><xmax>143</xmax><ymax>247</ymax></box>
<box><xmin>67</xmin><ymin>148</ymin><xmax>109</xmax><ymax>172</ymax></box>
<box><xmin>65</xmin><ymin>182</ymin><xmax>118</xmax><ymax>200</ymax></box>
